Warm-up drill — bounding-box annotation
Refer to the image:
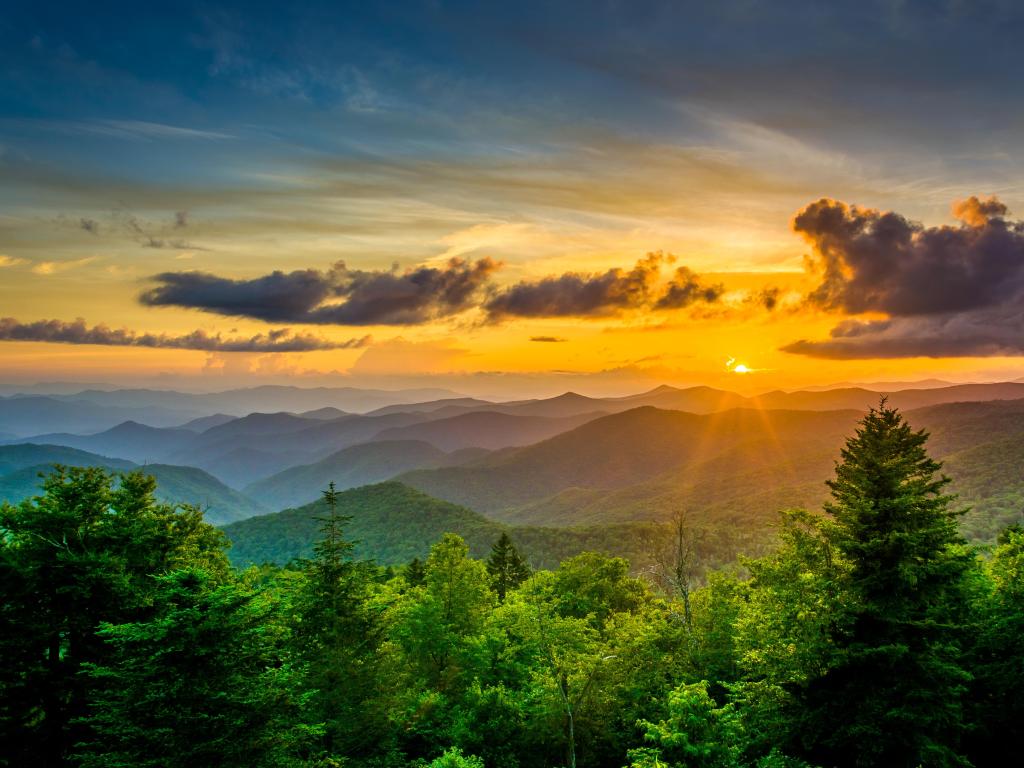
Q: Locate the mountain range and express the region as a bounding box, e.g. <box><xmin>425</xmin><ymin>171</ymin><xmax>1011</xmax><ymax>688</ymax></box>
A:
<box><xmin>3</xmin><ymin>380</ymin><xmax>1024</xmax><ymax>560</ymax></box>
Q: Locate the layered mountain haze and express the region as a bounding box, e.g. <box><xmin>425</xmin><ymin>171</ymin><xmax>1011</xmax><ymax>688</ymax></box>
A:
<box><xmin>5</xmin><ymin>382</ymin><xmax>1024</xmax><ymax>542</ymax></box>
<box><xmin>0</xmin><ymin>444</ymin><xmax>264</xmax><ymax>524</ymax></box>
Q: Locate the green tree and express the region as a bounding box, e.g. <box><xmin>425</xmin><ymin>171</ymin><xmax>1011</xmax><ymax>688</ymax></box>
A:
<box><xmin>627</xmin><ymin>680</ymin><xmax>743</xmax><ymax>768</ymax></box>
<box><xmin>293</xmin><ymin>483</ymin><xmax>384</xmax><ymax>758</ymax></box>
<box><xmin>797</xmin><ymin>402</ymin><xmax>973</xmax><ymax>767</ymax></box>
<box><xmin>77</xmin><ymin>569</ymin><xmax>316</xmax><ymax>768</ymax></box>
<box><xmin>0</xmin><ymin>466</ymin><xmax>229</xmax><ymax>766</ymax></box>
<box><xmin>486</xmin><ymin>532</ymin><xmax>531</xmax><ymax>601</ymax></box>
<box><xmin>965</xmin><ymin>525</ymin><xmax>1024</xmax><ymax>765</ymax></box>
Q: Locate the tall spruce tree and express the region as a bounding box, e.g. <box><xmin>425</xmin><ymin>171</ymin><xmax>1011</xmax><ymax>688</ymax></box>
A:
<box><xmin>294</xmin><ymin>483</ymin><xmax>383</xmax><ymax>758</ymax></box>
<box><xmin>486</xmin><ymin>532</ymin><xmax>531</xmax><ymax>601</ymax></box>
<box><xmin>798</xmin><ymin>401</ymin><xmax>973</xmax><ymax>767</ymax></box>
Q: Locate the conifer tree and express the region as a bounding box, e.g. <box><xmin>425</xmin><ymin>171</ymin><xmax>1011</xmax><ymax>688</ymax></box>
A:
<box><xmin>486</xmin><ymin>531</ymin><xmax>531</xmax><ymax>601</ymax></box>
<box><xmin>798</xmin><ymin>400</ymin><xmax>973</xmax><ymax>767</ymax></box>
<box><xmin>294</xmin><ymin>483</ymin><xmax>383</xmax><ymax>757</ymax></box>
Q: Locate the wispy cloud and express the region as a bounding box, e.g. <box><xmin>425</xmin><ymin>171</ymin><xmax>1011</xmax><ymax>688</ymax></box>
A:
<box><xmin>72</xmin><ymin>119</ymin><xmax>233</xmax><ymax>141</ymax></box>
<box><xmin>0</xmin><ymin>255</ymin><xmax>28</xmax><ymax>268</ymax></box>
<box><xmin>31</xmin><ymin>257</ymin><xmax>97</xmax><ymax>275</ymax></box>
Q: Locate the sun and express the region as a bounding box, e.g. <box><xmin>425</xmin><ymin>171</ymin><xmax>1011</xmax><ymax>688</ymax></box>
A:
<box><xmin>725</xmin><ymin>357</ymin><xmax>752</xmax><ymax>374</ymax></box>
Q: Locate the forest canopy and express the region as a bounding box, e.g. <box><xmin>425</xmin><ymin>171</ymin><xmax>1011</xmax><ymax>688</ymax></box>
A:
<box><xmin>1</xmin><ymin>404</ymin><xmax>1021</xmax><ymax>767</ymax></box>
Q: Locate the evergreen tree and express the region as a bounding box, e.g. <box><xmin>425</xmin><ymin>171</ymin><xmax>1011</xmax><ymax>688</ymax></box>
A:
<box><xmin>964</xmin><ymin>525</ymin><xmax>1024</xmax><ymax>766</ymax></box>
<box><xmin>293</xmin><ymin>483</ymin><xmax>384</xmax><ymax>758</ymax></box>
<box><xmin>0</xmin><ymin>467</ymin><xmax>228</xmax><ymax>766</ymax></box>
<box><xmin>77</xmin><ymin>569</ymin><xmax>314</xmax><ymax>768</ymax></box>
<box><xmin>405</xmin><ymin>556</ymin><xmax>427</xmax><ymax>587</ymax></box>
<box><xmin>486</xmin><ymin>532</ymin><xmax>531</xmax><ymax>601</ymax></box>
<box><xmin>797</xmin><ymin>401</ymin><xmax>973</xmax><ymax>767</ymax></box>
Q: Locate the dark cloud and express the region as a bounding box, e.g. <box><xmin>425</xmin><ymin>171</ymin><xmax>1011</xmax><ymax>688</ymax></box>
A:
<box><xmin>785</xmin><ymin>196</ymin><xmax>1024</xmax><ymax>358</ymax></box>
<box><xmin>174</xmin><ymin>210</ymin><xmax>188</xmax><ymax>228</ymax></box>
<box><xmin>655</xmin><ymin>266</ymin><xmax>724</xmax><ymax>309</ymax></box>
<box><xmin>748</xmin><ymin>286</ymin><xmax>781</xmax><ymax>311</ymax></box>
<box><xmin>530</xmin><ymin>335</ymin><xmax>567</xmax><ymax>342</ymax></box>
<box><xmin>781</xmin><ymin>308</ymin><xmax>1024</xmax><ymax>359</ymax></box>
<box><xmin>485</xmin><ymin>253</ymin><xmax>720</xmax><ymax>320</ymax></box>
<box><xmin>79</xmin><ymin>217</ymin><xmax>99</xmax><ymax>234</ymax></box>
<box><xmin>794</xmin><ymin>196</ymin><xmax>1024</xmax><ymax>316</ymax></box>
<box><xmin>141</xmin><ymin>257</ymin><xmax>501</xmax><ymax>325</ymax></box>
<box><xmin>0</xmin><ymin>317</ymin><xmax>367</xmax><ymax>352</ymax></box>
<box><xmin>142</xmin><ymin>237</ymin><xmax>204</xmax><ymax>250</ymax></box>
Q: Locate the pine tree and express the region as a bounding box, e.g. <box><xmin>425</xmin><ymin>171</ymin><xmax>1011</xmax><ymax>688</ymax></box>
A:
<box><xmin>294</xmin><ymin>483</ymin><xmax>384</xmax><ymax>758</ymax></box>
<box><xmin>404</xmin><ymin>556</ymin><xmax>427</xmax><ymax>587</ymax></box>
<box><xmin>798</xmin><ymin>400</ymin><xmax>973</xmax><ymax>767</ymax></box>
<box><xmin>77</xmin><ymin>569</ymin><xmax>314</xmax><ymax>768</ymax></box>
<box><xmin>486</xmin><ymin>532</ymin><xmax>531</xmax><ymax>601</ymax></box>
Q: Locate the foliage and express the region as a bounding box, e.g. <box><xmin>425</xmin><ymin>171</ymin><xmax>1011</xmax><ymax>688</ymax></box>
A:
<box><xmin>3</xmin><ymin>402</ymin><xmax>1023</xmax><ymax>768</ymax></box>
<box><xmin>0</xmin><ymin>466</ymin><xmax>230</xmax><ymax>765</ymax></box>
<box><xmin>76</xmin><ymin>569</ymin><xmax>317</xmax><ymax>768</ymax></box>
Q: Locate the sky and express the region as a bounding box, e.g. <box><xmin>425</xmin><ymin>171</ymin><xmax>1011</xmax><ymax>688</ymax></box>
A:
<box><xmin>3</xmin><ymin>0</ymin><xmax>1024</xmax><ymax>397</ymax></box>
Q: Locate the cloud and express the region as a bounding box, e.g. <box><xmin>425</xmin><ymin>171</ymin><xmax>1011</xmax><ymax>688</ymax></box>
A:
<box><xmin>794</xmin><ymin>196</ymin><xmax>1024</xmax><ymax>316</ymax></box>
<box><xmin>748</xmin><ymin>286</ymin><xmax>781</xmax><ymax>310</ymax></box>
<box><xmin>654</xmin><ymin>266</ymin><xmax>725</xmax><ymax>309</ymax></box>
<box><xmin>0</xmin><ymin>255</ymin><xmax>28</xmax><ymax>268</ymax></box>
<box><xmin>0</xmin><ymin>317</ymin><xmax>368</xmax><ymax>353</ymax></box>
<box><xmin>485</xmin><ymin>253</ymin><xmax>721</xmax><ymax>320</ymax></box>
<box><xmin>530</xmin><ymin>335</ymin><xmax>568</xmax><ymax>342</ymax></box>
<box><xmin>785</xmin><ymin>196</ymin><xmax>1024</xmax><ymax>358</ymax></box>
<box><xmin>174</xmin><ymin>210</ymin><xmax>188</xmax><ymax>228</ymax></box>
<box><xmin>781</xmin><ymin>309</ymin><xmax>1024</xmax><ymax>359</ymax></box>
<box><xmin>952</xmin><ymin>195</ymin><xmax>1008</xmax><ymax>228</ymax></box>
<box><xmin>79</xmin><ymin>217</ymin><xmax>99</xmax><ymax>234</ymax></box>
<box><xmin>31</xmin><ymin>257</ymin><xmax>97</xmax><ymax>275</ymax></box>
<box><xmin>140</xmin><ymin>257</ymin><xmax>501</xmax><ymax>325</ymax></box>
<box><xmin>74</xmin><ymin>119</ymin><xmax>233</xmax><ymax>141</ymax></box>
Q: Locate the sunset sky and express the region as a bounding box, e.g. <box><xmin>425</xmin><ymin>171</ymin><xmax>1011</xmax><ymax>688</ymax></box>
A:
<box><xmin>3</xmin><ymin>1</ymin><xmax>1024</xmax><ymax>397</ymax></box>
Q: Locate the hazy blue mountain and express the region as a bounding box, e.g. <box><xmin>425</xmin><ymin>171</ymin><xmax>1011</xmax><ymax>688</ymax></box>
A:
<box><xmin>298</xmin><ymin>406</ymin><xmax>349</xmax><ymax>420</ymax></box>
<box><xmin>371</xmin><ymin>410</ymin><xmax>607</xmax><ymax>451</ymax></box>
<box><xmin>0</xmin><ymin>395</ymin><xmax>203</xmax><ymax>437</ymax></box>
<box><xmin>243</xmin><ymin>440</ymin><xmax>452</xmax><ymax>510</ymax></box>
<box><xmin>0</xmin><ymin>443</ymin><xmax>135</xmax><ymax>474</ymax></box>
<box><xmin>0</xmin><ymin>445</ymin><xmax>265</xmax><ymax>525</ymax></box>
<box><xmin>176</xmin><ymin>413</ymin><xmax>237</xmax><ymax>432</ymax></box>
<box><xmin>11</xmin><ymin>421</ymin><xmax>198</xmax><ymax>464</ymax></box>
<box><xmin>33</xmin><ymin>385</ymin><xmax>463</xmax><ymax>415</ymax></box>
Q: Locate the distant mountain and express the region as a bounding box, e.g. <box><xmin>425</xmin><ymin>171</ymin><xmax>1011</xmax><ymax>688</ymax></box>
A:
<box><xmin>11</xmin><ymin>421</ymin><xmax>197</xmax><ymax>464</ymax></box>
<box><xmin>299</xmin><ymin>407</ymin><xmax>349</xmax><ymax>420</ymax></box>
<box><xmin>176</xmin><ymin>413</ymin><xmax>237</xmax><ymax>432</ymax></box>
<box><xmin>0</xmin><ymin>445</ymin><xmax>265</xmax><ymax>525</ymax></box>
<box><xmin>366</xmin><ymin>397</ymin><xmax>496</xmax><ymax>417</ymax></box>
<box><xmin>398</xmin><ymin>400</ymin><xmax>1024</xmax><ymax>543</ymax></box>
<box><xmin>0</xmin><ymin>395</ymin><xmax>204</xmax><ymax>437</ymax></box>
<box><xmin>371</xmin><ymin>410</ymin><xmax>606</xmax><ymax>451</ymax></box>
<box><xmin>34</xmin><ymin>385</ymin><xmax>463</xmax><ymax>415</ymax></box>
<box><xmin>197</xmin><ymin>411</ymin><xmax>322</xmax><ymax>439</ymax></box>
<box><xmin>366</xmin><ymin>382</ymin><xmax>1024</xmax><ymax>423</ymax></box>
<box><xmin>222</xmin><ymin>482</ymin><xmax>709</xmax><ymax>571</ymax></box>
<box><xmin>243</xmin><ymin>440</ymin><xmax>452</xmax><ymax>510</ymax></box>
<box><xmin>0</xmin><ymin>443</ymin><xmax>134</xmax><ymax>475</ymax></box>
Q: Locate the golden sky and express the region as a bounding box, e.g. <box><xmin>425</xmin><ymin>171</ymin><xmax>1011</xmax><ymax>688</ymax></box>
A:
<box><xmin>4</xmin><ymin>3</ymin><xmax>1024</xmax><ymax>396</ymax></box>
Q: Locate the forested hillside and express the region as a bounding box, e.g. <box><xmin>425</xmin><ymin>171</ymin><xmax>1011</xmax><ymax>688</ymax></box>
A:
<box><xmin>1</xmin><ymin>404</ymin><xmax>1021</xmax><ymax>768</ymax></box>
<box><xmin>223</xmin><ymin>481</ymin><xmax>759</xmax><ymax>571</ymax></box>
